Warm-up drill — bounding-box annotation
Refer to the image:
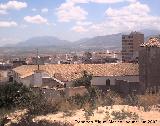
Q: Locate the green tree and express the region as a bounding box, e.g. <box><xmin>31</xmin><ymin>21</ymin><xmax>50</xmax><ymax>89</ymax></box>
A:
<box><xmin>0</xmin><ymin>81</ymin><xmax>31</xmax><ymax>109</ymax></box>
<box><xmin>73</xmin><ymin>71</ymin><xmax>92</xmax><ymax>89</ymax></box>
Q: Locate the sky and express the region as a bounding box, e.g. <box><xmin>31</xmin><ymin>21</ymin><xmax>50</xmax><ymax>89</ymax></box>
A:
<box><xmin>0</xmin><ymin>0</ymin><xmax>160</xmax><ymax>46</ymax></box>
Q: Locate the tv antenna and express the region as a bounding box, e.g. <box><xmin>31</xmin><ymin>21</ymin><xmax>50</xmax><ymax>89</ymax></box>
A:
<box><xmin>36</xmin><ymin>48</ymin><xmax>40</xmax><ymax>70</ymax></box>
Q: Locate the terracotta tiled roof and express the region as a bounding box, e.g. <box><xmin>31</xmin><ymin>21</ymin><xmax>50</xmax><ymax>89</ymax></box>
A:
<box><xmin>13</xmin><ymin>63</ymin><xmax>139</xmax><ymax>81</ymax></box>
<box><xmin>141</xmin><ymin>37</ymin><xmax>160</xmax><ymax>47</ymax></box>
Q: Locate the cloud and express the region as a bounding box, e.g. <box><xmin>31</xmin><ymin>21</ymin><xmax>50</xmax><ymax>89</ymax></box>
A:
<box><xmin>103</xmin><ymin>1</ymin><xmax>160</xmax><ymax>31</ymax></box>
<box><xmin>76</xmin><ymin>21</ymin><xmax>92</xmax><ymax>26</ymax></box>
<box><xmin>106</xmin><ymin>2</ymin><xmax>150</xmax><ymax>17</ymax></box>
<box><xmin>71</xmin><ymin>25</ymin><xmax>88</xmax><ymax>32</ymax></box>
<box><xmin>68</xmin><ymin>0</ymin><xmax>137</xmax><ymax>4</ymax></box>
<box><xmin>74</xmin><ymin>1</ymin><xmax>160</xmax><ymax>36</ymax></box>
<box><xmin>32</xmin><ymin>8</ymin><xmax>37</xmax><ymax>12</ymax></box>
<box><xmin>0</xmin><ymin>10</ymin><xmax>7</xmax><ymax>14</ymax></box>
<box><xmin>0</xmin><ymin>37</ymin><xmax>20</xmax><ymax>46</ymax></box>
<box><xmin>24</xmin><ymin>15</ymin><xmax>48</xmax><ymax>24</ymax></box>
<box><xmin>0</xmin><ymin>21</ymin><xmax>17</xmax><ymax>27</ymax></box>
<box><xmin>56</xmin><ymin>0</ymin><xmax>137</xmax><ymax>23</ymax></box>
<box><xmin>41</xmin><ymin>8</ymin><xmax>48</xmax><ymax>13</ymax></box>
<box><xmin>56</xmin><ymin>2</ymin><xmax>88</xmax><ymax>22</ymax></box>
<box><xmin>0</xmin><ymin>1</ymin><xmax>27</xmax><ymax>10</ymax></box>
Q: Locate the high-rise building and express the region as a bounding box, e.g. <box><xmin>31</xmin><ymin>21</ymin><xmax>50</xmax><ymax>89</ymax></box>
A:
<box><xmin>122</xmin><ymin>32</ymin><xmax>144</xmax><ymax>62</ymax></box>
<box><xmin>139</xmin><ymin>37</ymin><xmax>160</xmax><ymax>94</ymax></box>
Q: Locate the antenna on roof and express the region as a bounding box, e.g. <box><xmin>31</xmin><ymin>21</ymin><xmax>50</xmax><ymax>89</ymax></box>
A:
<box><xmin>36</xmin><ymin>48</ymin><xmax>40</xmax><ymax>70</ymax></box>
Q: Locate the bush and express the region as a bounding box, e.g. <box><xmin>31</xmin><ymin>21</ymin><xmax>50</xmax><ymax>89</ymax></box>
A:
<box><xmin>9</xmin><ymin>113</ymin><xmax>74</xmax><ymax>126</ymax></box>
<box><xmin>137</xmin><ymin>94</ymin><xmax>160</xmax><ymax>112</ymax></box>
<box><xmin>67</xmin><ymin>87</ymin><xmax>101</xmax><ymax>110</ymax></box>
<box><xmin>0</xmin><ymin>82</ymin><xmax>31</xmax><ymax>109</ymax></box>
<box><xmin>111</xmin><ymin>110</ymin><xmax>127</xmax><ymax>120</ymax></box>
<box><xmin>0</xmin><ymin>117</ymin><xmax>10</xmax><ymax>126</ymax></box>
<box><xmin>26</xmin><ymin>92</ymin><xmax>60</xmax><ymax>115</ymax></box>
<box><xmin>73</xmin><ymin>71</ymin><xmax>92</xmax><ymax>89</ymax></box>
<box><xmin>111</xmin><ymin>110</ymin><xmax>139</xmax><ymax>120</ymax></box>
<box><xmin>124</xmin><ymin>94</ymin><xmax>138</xmax><ymax>106</ymax></box>
<box><xmin>103</xmin><ymin>91</ymin><xmax>121</xmax><ymax>107</ymax></box>
<box><xmin>83</xmin><ymin>103</ymin><xmax>94</xmax><ymax>120</ymax></box>
<box><xmin>104</xmin><ymin>111</ymin><xmax>110</xmax><ymax>120</ymax></box>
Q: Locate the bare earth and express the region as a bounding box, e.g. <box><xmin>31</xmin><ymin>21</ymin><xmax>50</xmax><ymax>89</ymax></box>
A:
<box><xmin>33</xmin><ymin>105</ymin><xmax>160</xmax><ymax>126</ymax></box>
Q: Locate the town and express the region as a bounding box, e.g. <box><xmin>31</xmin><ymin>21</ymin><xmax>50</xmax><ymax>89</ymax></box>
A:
<box><xmin>0</xmin><ymin>32</ymin><xmax>159</xmax><ymax>96</ymax></box>
<box><xmin>0</xmin><ymin>0</ymin><xmax>160</xmax><ymax>125</ymax></box>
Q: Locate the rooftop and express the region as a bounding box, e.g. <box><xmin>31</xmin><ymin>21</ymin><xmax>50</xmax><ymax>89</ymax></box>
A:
<box><xmin>13</xmin><ymin>63</ymin><xmax>139</xmax><ymax>81</ymax></box>
<box><xmin>141</xmin><ymin>37</ymin><xmax>160</xmax><ymax>47</ymax></box>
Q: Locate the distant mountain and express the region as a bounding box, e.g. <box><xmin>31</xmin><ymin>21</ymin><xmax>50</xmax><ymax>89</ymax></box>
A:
<box><xmin>6</xmin><ymin>36</ymin><xmax>71</xmax><ymax>47</ymax></box>
<box><xmin>75</xmin><ymin>33</ymin><xmax>122</xmax><ymax>50</ymax></box>
<box><xmin>140</xmin><ymin>29</ymin><xmax>160</xmax><ymax>37</ymax></box>
<box><xmin>140</xmin><ymin>29</ymin><xmax>160</xmax><ymax>41</ymax></box>
<box><xmin>75</xmin><ymin>29</ymin><xmax>160</xmax><ymax>50</ymax></box>
<box><xmin>3</xmin><ymin>29</ymin><xmax>160</xmax><ymax>50</ymax></box>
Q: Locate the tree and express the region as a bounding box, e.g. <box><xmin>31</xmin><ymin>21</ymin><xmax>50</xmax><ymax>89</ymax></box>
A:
<box><xmin>83</xmin><ymin>52</ymin><xmax>92</xmax><ymax>64</ymax></box>
<box><xmin>0</xmin><ymin>81</ymin><xmax>31</xmax><ymax>109</ymax></box>
<box><xmin>73</xmin><ymin>71</ymin><xmax>92</xmax><ymax>89</ymax></box>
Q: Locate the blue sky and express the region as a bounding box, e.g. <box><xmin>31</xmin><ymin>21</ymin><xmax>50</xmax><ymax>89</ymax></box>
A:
<box><xmin>0</xmin><ymin>0</ymin><xmax>160</xmax><ymax>46</ymax></box>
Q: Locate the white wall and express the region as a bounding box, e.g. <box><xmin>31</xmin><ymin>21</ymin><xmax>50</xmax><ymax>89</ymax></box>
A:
<box><xmin>91</xmin><ymin>75</ymin><xmax>139</xmax><ymax>86</ymax></box>
<box><xmin>0</xmin><ymin>70</ymin><xmax>8</xmax><ymax>82</ymax></box>
<box><xmin>33</xmin><ymin>72</ymin><xmax>42</xmax><ymax>87</ymax></box>
<box><xmin>21</xmin><ymin>75</ymin><xmax>33</xmax><ymax>87</ymax></box>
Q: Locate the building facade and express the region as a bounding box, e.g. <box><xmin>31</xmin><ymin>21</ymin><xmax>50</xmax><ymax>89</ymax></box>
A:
<box><xmin>139</xmin><ymin>37</ymin><xmax>160</xmax><ymax>94</ymax></box>
<box><xmin>122</xmin><ymin>32</ymin><xmax>144</xmax><ymax>62</ymax></box>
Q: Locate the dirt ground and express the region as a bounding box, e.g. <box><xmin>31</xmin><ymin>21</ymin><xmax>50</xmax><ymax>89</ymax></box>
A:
<box><xmin>34</xmin><ymin>105</ymin><xmax>160</xmax><ymax>126</ymax></box>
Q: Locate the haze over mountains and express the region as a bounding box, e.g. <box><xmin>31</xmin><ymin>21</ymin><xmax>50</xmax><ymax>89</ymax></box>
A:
<box><xmin>3</xmin><ymin>29</ymin><xmax>160</xmax><ymax>50</ymax></box>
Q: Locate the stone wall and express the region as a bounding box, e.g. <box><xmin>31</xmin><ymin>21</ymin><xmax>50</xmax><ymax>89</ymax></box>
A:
<box><xmin>31</xmin><ymin>86</ymin><xmax>88</xmax><ymax>99</ymax></box>
<box><xmin>139</xmin><ymin>46</ymin><xmax>160</xmax><ymax>93</ymax></box>
<box><xmin>42</xmin><ymin>78</ymin><xmax>62</xmax><ymax>88</ymax></box>
<box><xmin>64</xmin><ymin>86</ymin><xmax>88</xmax><ymax>97</ymax></box>
<box><xmin>115</xmin><ymin>79</ymin><xmax>141</xmax><ymax>95</ymax></box>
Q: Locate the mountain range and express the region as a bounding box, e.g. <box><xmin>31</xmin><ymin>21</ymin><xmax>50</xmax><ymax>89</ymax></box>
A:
<box><xmin>4</xmin><ymin>29</ymin><xmax>160</xmax><ymax>50</ymax></box>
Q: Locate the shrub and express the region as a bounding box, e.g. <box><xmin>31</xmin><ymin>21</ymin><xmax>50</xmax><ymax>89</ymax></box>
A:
<box><xmin>0</xmin><ymin>82</ymin><xmax>31</xmax><ymax>109</ymax></box>
<box><xmin>83</xmin><ymin>103</ymin><xmax>94</xmax><ymax>120</ymax></box>
<box><xmin>103</xmin><ymin>91</ymin><xmax>120</xmax><ymax>107</ymax></box>
<box><xmin>0</xmin><ymin>117</ymin><xmax>10</xmax><ymax>126</ymax></box>
<box><xmin>63</xmin><ymin>110</ymin><xmax>75</xmax><ymax>117</ymax></box>
<box><xmin>9</xmin><ymin>113</ymin><xmax>74</xmax><ymax>126</ymax></box>
<box><xmin>124</xmin><ymin>94</ymin><xmax>138</xmax><ymax>106</ymax></box>
<box><xmin>111</xmin><ymin>110</ymin><xmax>127</xmax><ymax>120</ymax></box>
<box><xmin>26</xmin><ymin>92</ymin><xmax>60</xmax><ymax>115</ymax></box>
<box><xmin>104</xmin><ymin>111</ymin><xmax>110</xmax><ymax>120</ymax></box>
<box><xmin>73</xmin><ymin>71</ymin><xmax>92</xmax><ymax>89</ymax></box>
<box><xmin>137</xmin><ymin>94</ymin><xmax>160</xmax><ymax>112</ymax></box>
<box><xmin>67</xmin><ymin>93</ymin><xmax>89</xmax><ymax>109</ymax></box>
<box><xmin>111</xmin><ymin>110</ymin><xmax>139</xmax><ymax>120</ymax></box>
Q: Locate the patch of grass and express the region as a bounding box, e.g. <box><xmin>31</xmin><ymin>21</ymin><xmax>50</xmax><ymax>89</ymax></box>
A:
<box><xmin>103</xmin><ymin>111</ymin><xmax>110</xmax><ymax>120</ymax></box>
<box><xmin>83</xmin><ymin>103</ymin><xmax>94</xmax><ymax>120</ymax></box>
<box><xmin>97</xmin><ymin>109</ymin><xmax>104</xmax><ymax>114</ymax></box>
<box><xmin>137</xmin><ymin>94</ymin><xmax>160</xmax><ymax>112</ymax></box>
<box><xmin>63</xmin><ymin>110</ymin><xmax>76</xmax><ymax>117</ymax></box>
<box><xmin>111</xmin><ymin>110</ymin><xmax>139</xmax><ymax>120</ymax></box>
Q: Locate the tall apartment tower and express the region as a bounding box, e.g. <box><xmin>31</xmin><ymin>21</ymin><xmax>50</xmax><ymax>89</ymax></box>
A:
<box><xmin>122</xmin><ymin>32</ymin><xmax>144</xmax><ymax>62</ymax></box>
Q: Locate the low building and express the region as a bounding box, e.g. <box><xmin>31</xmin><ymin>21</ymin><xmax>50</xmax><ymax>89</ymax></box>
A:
<box><xmin>12</xmin><ymin>63</ymin><xmax>139</xmax><ymax>94</ymax></box>
<box><xmin>12</xmin><ymin>60</ymin><xmax>27</xmax><ymax>68</ymax></box>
